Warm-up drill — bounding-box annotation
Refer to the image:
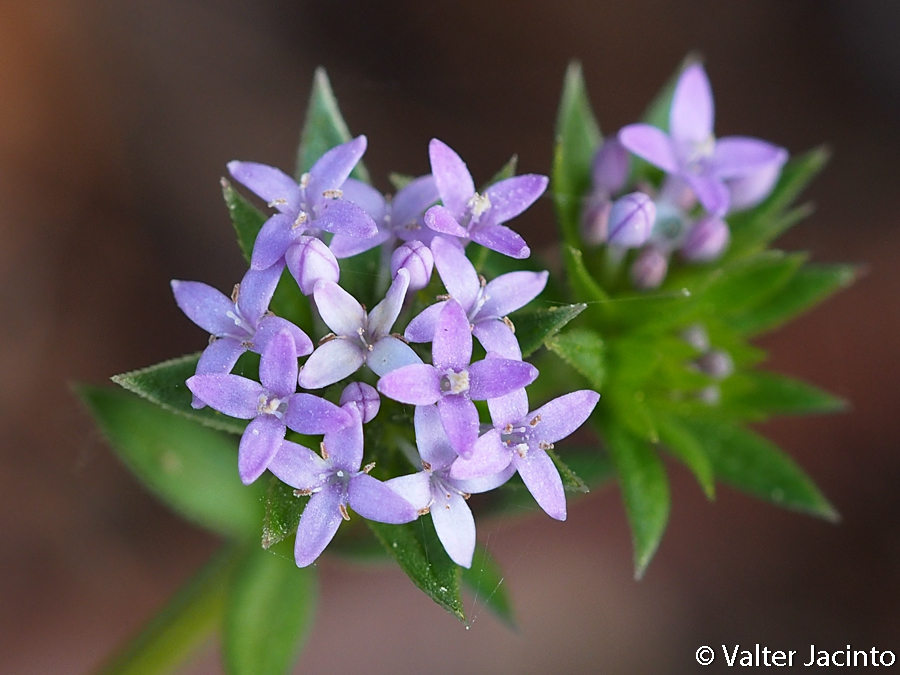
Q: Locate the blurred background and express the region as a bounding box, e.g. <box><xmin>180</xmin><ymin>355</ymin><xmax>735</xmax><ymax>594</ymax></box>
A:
<box><xmin>2</xmin><ymin>0</ymin><xmax>899</xmax><ymax>672</ymax></box>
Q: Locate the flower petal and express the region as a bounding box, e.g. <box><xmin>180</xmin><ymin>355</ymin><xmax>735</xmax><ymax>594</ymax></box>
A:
<box><xmin>259</xmin><ymin>329</ymin><xmax>298</xmax><ymax>398</ymax></box>
<box><xmin>414</xmin><ymin>403</ymin><xmax>457</xmax><ymax>470</ymax></box>
<box><xmin>238</xmin><ymin>415</ymin><xmax>285</xmax><ymax>484</ymax></box>
<box><xmin>424</xmin><ymin>205</ymin><xmax>468</xmax><ymax>238</ymax></box>
<box><xmin>529</xmin><ymin>390</ymin><xmax>601</xmax><ymax>444</ymax></box>
<box><xmin>314</xmin><ymin>199</ymin><xmax>378</xmax><ymax>238</ymax></box>
<box><xmin>171</xmin><ymin>280</ymin><xmax>238</xmax><ymax>336</ymax></box>
<box><xmin>294</xmin><ymin>486</ymin><xmax>344</xmax><ymax>567</ymax></box>
<box><xmin>670</xmin><ymin>63</ymin><xmax>715</xmax><ymax>146</ymax></box>
<box><xmin>268</xmin><ymin>439</ymin><xmax>327</xmax><ymax>491</ymax></box>
<box><xmin>312</xmin><ymin>280</ymin><xmax>365</xmax><ymax>337</ymax></box>
<box><xmin>329</xmin><ymin>229</ymin><xmax>391</xmax><ymax>259</ymax></box>
<box><xmin>234</xmin><ymin>265</ymin><xmax>282</xmax><ymax>326</ymax></box>
<box><xmin>486</xmin><ymin>384</ymin><xmax>529</xmax><ymax>428</ymax></box>
<box><xmin>472</xmin><ymin>319</ymin><xmax>521</xmax><ymax>360</ymax></box>
<box><xmin>385</xmin><ymin>472</ymin><xmax>433</xmax><ymax>511</ymax></box>
<box><xmin>193</xmin><ymin>338</ymin><xmax>246</xmax><ymax>408</ymax></box>
<box><xmin>368</xmin><ymin>269</ymin><xmax>409</xmax><ymax>339</ymax></box>
<box><xmin>430</xmin><ymin>486</ymin><xmax>476</xmax><ymax>568</ymax></box>
<box><xmin>429</xmin><ymin>139</ymin><xmax>475</xmax><ymax>217</ymax></box>
<box><xmin>711</xmin><ymin>137</ymin><xmax>788</xmax><ymax>179</ymax></box>
<box><xmin>186</xmin><ymin>374</ymin><xmax>263</xmax><ymax>418</ymax></box>
<box><xmin>453</xmin><ymin>463</ymin><xmax>516</xmax><ymax>494</ymax></box>
<box><xmin>449</xmin><ymin>429</ymin><xmax>512</xmax><ymax>480</ymax></box>
<box><xmin>227</xmin><ymin>161</ymin><xmax>302</xmax><ymax>213</ymax></box>
<box><xmin>618</xmin><ymin>124</ymin><xmax>679</xmax><ymax>174</ymax></box>
<box><xmin>404</xmin><ymin>301</ymin><xmax>445</xmax><ymax>343</ymax></box>
<box><xmin>339</xmin><ymin>177</ymin><xmax>386</xmax><ymax>222</ymax></box>
<box><xmin>470</xmin><ymin>223</ymin><xmax>530</xmax><ymax>259</ymax></box>
<box><xmin>437</xmin><ymin>395</ymin><xmax>479</xmax><ymax>458</ymax></box>
<box><xmin>377</xmin><ymin>364</ymin><xmax>441</xmax><ymax>405</ymax></box>
<box><xmin>390</xmin><ymin>174</ymin><xmax>440</xmax><ymax>229</ymax></box>
<box><xmin>684</xmin><ymin>173</ymin><xmax>730</xmax><ymax>217</ymax></box>
<box><xmin>348</xmin><ymin>473</ymin><xmax>418</xmax><ymax>524</ymax></box>
<box><xmin>479</xmin><ymin>270</ymin><xmax>548</xmax><ymax>319</ymax></box>
<box><xmin>285</xmin><ymin>236</ymin><xmax>340</xmax><ymax>295</ymax></box>
<box><xmin>431</xmin><ymin>236</ymin><xmax>480</xmax><ymax>311</ymax></box>
<box><xmin>250</xmin><ymin>213</ymin><xmax>296</xmax><ymax>271</ymax></box>
<box><xmin>515</xmin><ymin>448</ymin><xmax>566</xmax><ymax>520</ymax></box>
<box><xmin>297</xmin><ymin>338</ymin><xmax>365</xmax><ymax>390</ymax></box>
<box><xmin>368</xmin><ymin>336</ymin><xmax>422</xmax><ymax>377</ymax></box>
<box><xmin>432</xmin><ymin>299</ymin><xmax>473</xmax><ymax>372</ymax></box>
<box><xmin>254</xmin><ymin>316</ymin><xmax>313</xmax><ymax>357</ymax></box>
<box><xmin>284</xmin><ymin>392</ymin><xmax>352</xmax><ymax>435</ymax></box>
<box><xmin>468</xmin><ymin>357</ymin><xmax>538</xmax><ymax>401</ymax></box>
<box><xmin>482</xmin><ymin>174</ymin><xmax>548</xmax><ymax>228</ymax></box>
<box><xmin>307</xmin><ymin>135</ymin><xmax>368</xmax><ymax>199</ymax></box>
<box><xmin>322</xmin><ymin>407</ymin><xmax>364</xmax><ymax>471</ymax></box>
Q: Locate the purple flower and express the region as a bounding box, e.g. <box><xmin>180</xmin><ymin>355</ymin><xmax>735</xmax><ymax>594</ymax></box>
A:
<box><xmin>171</xmin><ymin>266</ymin><xmax>312</xmax><ymax>408</ymax></box>
<box><xmin>607</xmin><ymin>192</ymin><xmax>656</xmax><ymax>249</ymax></box>
<box><xmin>592</xmin><ymin>136</ymin><xmax>630</xmax><ymax>195</ymax></box>
<box><xmin>630</xmin><ymin>246</ymin><xmax>669</xmax><ymax>290</ymax></box>
<box><xmin>339</xmin><ymin>381</ymin><xmax>381</xmax><ymax>423</ymax></box>
<box><xmin>390</xmin><ymin>240</ymin><xmax>434</xmax><ymax>292</ymax></box>
<box><xmin>680</xmin><ymin>215</ymin><xmax>730</xmax><ymax>262</ymax></box>
<box><xmin>228</xmin><ymin>136</ymin><xmax>378</xmax><ymax>271</ymax></box>
<box><xmin>378</xmin><ymin>300</ymin><xmax>539</xmax><ymax>457</ymax></box>
<box><xmin>328</xmin><ymin>175</ymin><xmax>440</xmax><ymax>258</ymax></box>
<box><xmin>298</xmin><ymin>269</ymin><xmax>421</xmax><ymax>389</ymax></box>
<box><xmin>619</xmin><ymin>64</ymin><xmax>787</xmax><ymax>216</ymax></box>
<box><xmin>451</xmin><ymin>389</ymin><xmax>600</xmax><ymax>520</ymax></box>
<box><xmin>285</xmin><ymin>235</ymin><xmax>340</xmax><ymax>295</ymax></box>
<box><xmin>423</xmin><ymin>139</ymin><xmax>548</xmax><ymax>259</ymax></box>
<box><xmin>386</xmin><ymin>404</ymin><xmax>514</xmax><ymax>567</ymax></box>
<box><xmin>186</xmin><ymin>330</ymin><xmax>351</xmax><ymax>485</ymax></box>
<box><xmin>405</xmin><ymin>236</ymin><xmax>548</xmax><ymax>359</ymax></box>
<box><xmin>268</xmin><ymin>402</ymin><xmax>418</xmax><ymax>567</ymax></box>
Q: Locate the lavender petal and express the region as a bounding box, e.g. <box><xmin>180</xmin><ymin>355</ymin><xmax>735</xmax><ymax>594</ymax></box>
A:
<box><xmin>315</xmin><ymin>199</ymin><xmax>378</xmax><ymax>238</ymax></box>
<box><xmin>267</xmin><ymin>439</ymin><xmax>327</xmax><ymax>491</ymax></box>
<box><xmin>530</xmin><ymin>390</ymin><xmax>601</xmax><ymax>444</ymax></box>
<box><xmin>322</xmin><ymin>407</ymin><xmax>364</xmax><ymax>472</ymax></box>
<box><xmin>437</xmin><ymin>395</ymin><xmax>480</xmax><ymax>458</ymax></box>
<box><xmin>404</xmin><ymin>301</ymin><xmax>446</xmax><ymax>343</ymax></box>
<box><xmin>348</xmin><ymin>474</ymin><xmax>418</xmax><ymax>524</ymax></box>
<box><xmin>297</xmin><ymin>339</ymin><xmax>365</xmax><ymax>390</ymax></box>
<box><xmin>684</xmin><ymin>173</ymin><xmax>730</xmax><ymax>217</ymax></box>
<box><xmin>195</xmin><ymin>338</ymin><xmax>246</xmax><ymax>377</ymax></box>
<box><xmin>339</xmin><ymin>177</ymin><xmax>387</xmax><ymax>222</ymax></box>
<box><xmin>432</xmin><ymin>299</ymin><xmax>473</xmax><ymax>372</ymax></box>
<box><xmin>486</xmin><ymin>385</ymin><xmax>529</xmax><ymax>428</ymax></box>
<box><xmin>414</xmin><ymin>403</ymin><xmax>457</xmax><ymax>471</ymax></box>
<box><xmin>448</xmin><ymin>429</ymin><xmax>512</xmax><ymax>480</ymax></box>
<box><xmin>516</xmin><ymin>448</ymin><xmax>566</xmax><ymax>520</ymax></box>
<box><xmin>390</xmin><ymin>174</ymin><xmax>440</xmax><ymax>229</ymax></box>
<box><xmin>186</xmin><ymin>374</ymin><xmax>263</xmax><ymax>419</ymax></box>
<box><xmin>618</xmin><ymin>124</ymin><xmax>679</xmax><ymax>174</ymax></box>
<box><xmin>285</xmin><ymin>236</ymin><xmax>340</xmax><ymax>295</ymax></box>
<box><xmin>329</xmin><ymin>229</ymin><xmax>391</xmax><ymax>259</ymax></box>
<box><xmin>429</xmin><ymin>139</ymin><xmax>475</xmax><ymax>217</ymax></box>
<box><xmin>285</xmin><ymin>392</ymin><xmax>352</xmax><ymax>435</ymax></box>
<box><xmin>368</xmin><ymin>336</ymin><xmax>422</xmax><ymax>377</ymax></box>
<box><xmin>472</xmin><ymin>319</ymin><xmax>521</xmax><ymax>360</ymax></box>
<box><xmin>258</xmin><ymin>329</ymin><xmax>298</xmax><ymax>398</ymax></box>
<box><xmin>482</xmin><ymin>174</ymin><xmax>549</xmax><ymax>228</ymax></box>
<box><xmin>376</xmin><ymin>364</ymin><xmax>441</xmax><ymax>405</ymax></box>
<box><xmin>669</xmin><ymin>63</ymin><xmax>715</xmax><ymax>146</ymax></box>
<box><xmin>254</xmin><ymin>316</ymin><xmax>313</xmax><ymax>358</ymax></box>
<box><xmin>430</xmin><ymin>486</ymin><xmax>476</xmax><ymax>568</ymax></box>
<box><xmin>478</xmin><ymin>270</ymin><xmax>548</xmax><ymax>319</ymax></box>
<box><xmin>312</xmin><ymin>280</ymin><xmax>366</xmax><ymax>337</ymax></box>
<box><xmin>251</xmin><ymin>213</ymin><xmax>296</xmax><ymax>271</ymax></box>
<box><xmin>467</xmin><ymin>357</ymin><xmax>538</xmax><ymax>401</ymax></box>
<box><xmin>424</xmin><ymin>205</ymin><xmax>468</xmax><ymax>238</ymax></box>
<box><xmin>306</xmin><ymin>135</ymin><xmax>367</xmax><ymax>199</ymax></box>
<box><xmin>294</xmin><ymin>486</ymin><xmax>344</xmax><ymax>567</ymax></box>
<box><xmin>470</xmin><ymin>223</ymin><xmax>530</xmax><ymax>259</ymax></box>
<box><xmin>385</xmin><ymin>472</ymin><xmax>433</xmax><ymax>511</ymax></box>
<box><xmin>368</xmin><ymin>269</ymin><xmax>409</xmax><ymax>339</ymax></box>
<box><xmin>171</xmin><ymin>280</ymin><xmax>238</xmax><ymax>336</ymax></box>
<box><xmin>712</xmin><ymin>137</ymin><xmax>788</xmax><ymax>179</ymax></box>
<box><xmin>453</xmin><ymin>463</ymin><xmax>516</xmax><ymax>494</ymax></box>
<box><xmin>227</xmin><ymin>161</ymin><xmax>302</xmax><ymax>213</ymax></box>
<box><xmin>234</xmin><ymin>265</ymin><xmax>282</xmax><ymax>326</ymax></box>
<box><xmin>238</xmin><ymin>415</ymin><xmax>285</xmax><ymax>485</ymax></box>
<box><xmin>431</xmin><ymin>235</ymin><xmax>480</xmax><ymax>311</ymax></box>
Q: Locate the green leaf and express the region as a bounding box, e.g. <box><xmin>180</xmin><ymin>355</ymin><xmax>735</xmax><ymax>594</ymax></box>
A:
<box><xmin>700</xmin><ymin>251</ymin><xmax>805</xmax><ymax>317</ymax></box>
<box><xmin>261</xmin><ymin>475</ymin><xmax>306</xmax><ymax>550</ymax></box>
<box><xmin>296</xmin><ymin>67</ymin><xmax>370</xmax><ymax>183</ymax></box>
<box><xmin>602</xmin><ymin>420</ymin><xmax>670</xmax><ymax>578</ymax></box>
<box><xmin>367</xmin><ymin>519</ymin><xmax>465</xmax><ymax>620</ymax></box>
<box><xmin>722</xmin><ymin>371</ymin><xmax>847</xmax><ymax>419</ymax></box>
<box><xmin>656</xmin><ymin>415</ymin><xmax>715</xmax><ymax>499</ymax></box>
<box><xmin>462</xmin><ymin>545</ymin><xmax>515</xmax><ymax>629</ymax></box>
<box><xmin>111</xmin><ymin>354</ymin><xmax>247</xmax><ymax>435</ymax></box>
<box><xmin>562</xmin><ymin>245</ymin><xmax>610</xmax><ymax>306</ymax></box>
<box><xmin>223</xmin><ymin>178</ymin><xmax>267</xmax><ymax>264</ymax></box>
<box><xmin>483</xmin><ymin>154</ymin><xmax>518</xmax><ymax>189</ymax></box>
<box><xmin>557</xmin><ymin>446</ymin><xmax>616</xmax><ymax>489</ymax></box>
<box><xmin>223</xmin><ymin>548</ymin><xmax>317</xmax><ymax>675</ymax></box>
<box><xmin>79</xmin><ymin>386</ymin><xmax>265</xmax><ymax>539</ymax></box>
<box><xmin>545</xmin><ymin>327</ymin><xmax>605</xmax><ymax>390</ymax></box>
<box><xmin>546</xmin><ymin>447</ymin><xmax>590</xmax><ymax>493</ymax></box>
<box><xmin>512</xmin><ymin>303</ymin><xmax>586</xmax><ymax>358</ymax></box>
<box><xmin>726</xmin><ymin>263</ymin><xmax>857</xmax><ymax>336</ymax></box>
<box><xmin>683</xmin><ymin>418</ymin><xmax>838</xmax><ymax>520</ymax></box>
<box><xmin>553</xmin><ymin>62</ymin><xmax>601</xmax><ymax>248</ymax></box>
<box><xmin>95</xmin><ymin>546</ymin><xmax>241</xmax><ymax>675</ymax></box>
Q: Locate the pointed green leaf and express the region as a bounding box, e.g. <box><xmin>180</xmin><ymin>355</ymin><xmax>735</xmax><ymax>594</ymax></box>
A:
<box><xmin>602</xmin><ymin>420</ymin><xmax>670</xmax><ymax>578</ymax></box>
<box><xmin>656</xmin><ymin>415</ymin><xmax>715</xmax><ymax>499</ymax></box>
<box><xmin>261</xmin><ymin>475</ymin><xmax>306</xmax><ymax>550</ymax></box>
<box><xmin>562</xmin><ymin>245</ymin><xmax>610</xmax><ymax>306</ymax></box>
<box><xmin>727</xmin><ymin>203</ymin><xmax>813</xmax><ymax>260</ymax></box>
<box><xmin>726</xmin><ymin>263</ymin><xmax>857</xmax><ymax>336</ymax></box>
<box><xmin>553</xmin><ymin>62</ymin><xmax>601</xmax><ymax>247</ymax></box>
<box><xmin>111</xmin><ymin>354</ymin><xmax>248</xmax><ymax>435</ymax></box>
<box><xmin>462</xmin><ymin>545</ymin><xmax>515</xmax><ymax>629</ymax></box>
<box><xmin>512</xmin><ymin>303</ymin><xmax>586</xmax><ymax>358</ymax></box>
<box><xmin>367</xmin><ymin>518</ymin><xmax>465</xmax><ymax>620</ymax></box>
<box><xmin>546</xmin><ymin>447</ymin><xmax>590</xmax><ymax>493</ymax></box>
<box><xmin>545</xmin><ymin>327</ymin><xmax>605</xmax><ymax>390</ymax></box>
<box><xmin>95</xmin><ymin>546</ymin><xmax>241</xmax><ymax>675</ymax></box>
<box><xmin>684</xmin><ymin>418</ymin><xmax>837</xmax><ymax>520</ymax></box>
<box><xmin>556</xmin><ymin>446</ymin><xmax>616</xmax><ymax>489</ymax></box>
<box><xmin>223</xmin><ymin>548</ymin><xmax>317</xmax><ymax>675</ymax></box>
<box><xmin>700</xmin><ymin>251</ymin><xmax>805</xmax><ymax>317</ymax></box>
<box><xmin>223</xmin><ymin>177</ymin><xmax>267</xmax><ymax>264</ymax></box>
<box><xmin>483</xmin><ymin>154</ymin><xmax>518</xmax><ymax>189</ymax></box>
<box><xmin>79</xmin><ymin>386</ymin><xmax>265</xmax><ymax>539</ymax></box>
<box><xmin>722</xmin><ymin>371</ymin><xmax>847</xmax><ymax>419</ymax></box>
<box><xmin>296</xmin><ymin>67</ymin><xmax>369</xmax><ymax>183</ymax></box>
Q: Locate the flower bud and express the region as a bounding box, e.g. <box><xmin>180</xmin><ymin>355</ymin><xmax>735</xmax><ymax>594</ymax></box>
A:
<box><xmin>607</xmin><ymin>192</ymin><xmax>655</xmax><ymax>248</ymax></box>
<box><xmin>680</xmin><ymin>216</ymin><xmax>730</xmax><ymax>262</ymax></box>
<box><xmin>681</xmin><ymin>324</ymin><xmax>711</xmax><ymax>352</ymax></box>
<box><xmin>581</xmin><ymin>194</ymin><xmax>612</xmax><ymax>246</ymax></box>
<box><xmin>286</xmin><ymin>236</ymin><xmax>340</xmax><ymax>295</ymax></box>
<box><xmin>630</xmin><ymin>247</ymin><xmax>669</xmax><ymax>289</ymax></box>
<box><xmin>725</xmin><ymin>159</ymin><xmax>784</xmax><ymax>212</ymax></box>
<box><xmin>339</xmin><ymin>381</ymin><xmax>381</xmax><ymax>423</ymax></box>
<box><xmin>592</xmin><ymin>137</ymin><xmax>629</xmax><ymax>194</ymax></box>
<box><xmin>694</xmin><ymin>349</ymin><xmax>734</xmax><ymax>380</ymax></box>
<box><xmin>390</xmin><ymin>240</ymin><xmax>434</xmax><ymax>292</ymax></box>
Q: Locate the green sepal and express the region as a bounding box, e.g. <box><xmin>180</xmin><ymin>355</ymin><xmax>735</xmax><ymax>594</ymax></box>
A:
<box><xmin>94</xmin><ymin>546</ymin><xmax>242</xmax><ymax>675</ymax></box>
<box><xmin>726</xmin><ymin>263</ymin><xmax>857</xmax><ymax>336</ymax></box>
<box><xmin>111</xmin><ymin>354</ymin><xmax>248</xmax><ymax>435</ymax></box>
<box><xmin>553</xmin><ymin>62</ymin><xmax>601</xmax><ymax>248</ymax></box>
<box><xmin>296</xmin><ymin>67</ymin><xmax>370</xmax><ymax>183</ymax></box>
<box><xmin>223</xmin><ymin>178</ymin><xmax>266</xmax><ymax>263</ymax></box>
<box><xmin>261</xmin><ymin>475</ymin><xmax>306</xmax><ymax>550</ymax></box>
<box><xmin>79</xmin><ymin>386</ymin><xmax>265</xmax><ymax>540</ymax></box>
<box><xmin>512</xmin><ymin>303</ymin><xmax>586</xmax><ymax>358</ymax></box>
<box><xmin>721</xmin><ymin>371</ymin><xmax>847</xmax><ymax>420</ymax></box>
<box><xmin>545</xmin><ymin>327</ymin><xmax>605</xmax><ymax>390</ymax></box>
<box><xmin>223</xmin><ymin>547</ymin><xmax>317</xmax><ymax>675</ymax></box>
<box><xmin>462</xmin><ymin>545</ymin><xmax>516</xmax><ymax>629</ymax></box>
<box><xmin>683</xmin><ymin>418</ymin><xmax>838</xmax><ymax>521</ymax></box>
<box><xmin>367</xmin><ymin>518</ymin><xmax>465</xmax><ymax>620</ymax></box>
<box><xmin>602</xmin><ymin>419</ymin><xmax>670</xmax><ymax>578</ymax></box>
<box><xmin>655</xmin><ymin>414</ymin><xmax>715</xmax><ymax>499</ymax></box>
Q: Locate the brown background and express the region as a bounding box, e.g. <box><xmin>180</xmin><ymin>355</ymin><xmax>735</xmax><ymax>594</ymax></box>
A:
<box><xmin>1</xmin><ymin>1</ymin><xmax>898</xmax><ymax>673</ymax></box>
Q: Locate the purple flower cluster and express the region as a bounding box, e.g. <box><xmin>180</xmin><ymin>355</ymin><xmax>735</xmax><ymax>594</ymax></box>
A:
<box><xmin>173</xmin><ymin>137</ymin><xmax>599</xmax><ymax>567</ymax></box>
<box><xmin>582</xmin><ymin>63</ymin><xmax>788</xmax><ymax>288</ymax></box>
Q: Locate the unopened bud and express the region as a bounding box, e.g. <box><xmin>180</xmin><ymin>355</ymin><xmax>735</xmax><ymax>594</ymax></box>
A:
<box><xmin>339</xmin><ymin>381</ymin><xmax>381</xmax><ymax>423</ymax></box>
<box><xmin>681</xmin><ymin>324</ymin><xmax>711</xmax><ymax>352</ymax></box>
<box><xmin>591</xmin><ymin>137</ymin><xmax>629</xmax><ymax>194</ymax></box>
<box><xmin>630</xmin><ymin>246</ymin><xmax>669</xmax><ymax>289</ymax></box>
<box><xmin>390</xmin><ymin>240</ymin><xmax>434</xmax><ymax>292</ymax></box>
<box><xmin>694</xmin><ymin>349</ymin><xmax>734</xmax><ymax>380</ymax></box>
<box><xmin>581</xmin><ymin>193</ymin><xmax>612</xmax><ymax>245</ymax></box>
<box><xmin>608</xmin><ymin>192</ymin><xmax>655</xmax><ymax>248</ymax></box>
<box><xmin>680</xmin><ymin>216</ymin><xmax>729</xmax><ymax>262</ymax></box>
<box><xmin>285</xmin><ymin>236</ymin><xmax>340</xmax><ymax>295</ymax></box>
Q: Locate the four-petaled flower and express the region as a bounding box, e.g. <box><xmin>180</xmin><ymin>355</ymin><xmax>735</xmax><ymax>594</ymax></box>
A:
<box><xmin>619</xmin><ymin>63</ymin><xmax>787</xmax><ymax>216</ymax></box>
<box><xmin>228</xmin><ymin>136</ymin><xmax>378</xmax><ymax>271</ymax></box>
<box><xmin>187</xmin><ymin>330</ymin><xmax>351</xmax><ymax>484</ymax></box>
<box><xmin>377</xmin><ymin>299</ymin><xmax>538</xmax><ymax>457</ymax></box>
<box><xmin>423</xmin><ymin>139</ymin><xmax>548</xmax><ymax>259</ymax></box>
<box><xmin>268</xmin><ymin>392</ymin><xmax>418</xmax><ymax>567</ymax></box>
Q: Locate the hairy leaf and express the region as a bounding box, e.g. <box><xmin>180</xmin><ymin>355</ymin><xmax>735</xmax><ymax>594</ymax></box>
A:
<box><xmin>513</xmin><ymin>303</ymin><xmax>586</xmax><ymax>358</ymax></box>
<box><xmin>545</xmin><ymin>327</ymin><xmax>605</xmax><ymax>390</ymax></box>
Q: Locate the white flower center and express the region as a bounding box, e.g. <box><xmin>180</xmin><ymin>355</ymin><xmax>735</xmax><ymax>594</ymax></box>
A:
<box><xmin>440</xmin><ymin>370</ymin><xmax>470</xmax><ymax>395</ymax></box>
<box><xmin>467</xmin><ymin>192</ymin><xmax>492</xmax><ymax>218</ymax></box>
<box><xmin>257</xmin><ymin>394</ymin><xmax>287</xmax><ymax>418</ymax></box>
